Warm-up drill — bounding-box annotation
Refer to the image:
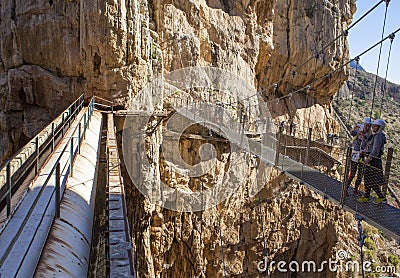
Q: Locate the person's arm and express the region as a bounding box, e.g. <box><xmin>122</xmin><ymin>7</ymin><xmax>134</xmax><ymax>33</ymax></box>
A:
<box><xmin>368</xmin><ymin>134</ymin><xmax>384</xmax><ymax>159</ymax></box>
<box><xmin>351</xmin><ymin>125</ymin><xmax>360</xmax><ymax>137</ymax></box>
<box><xmin>363</xmin><ymin>132</ymin><xmax>372</xmax><ymax>141</ymax></box>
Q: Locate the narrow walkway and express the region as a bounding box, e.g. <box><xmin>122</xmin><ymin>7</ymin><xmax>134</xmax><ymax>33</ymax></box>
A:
<box><xmin>35</xmin><ymin>111</ymin><xmax>102</xmax><ymax>277</ymax></box>
<box><xmin>0</xmin><ymin>107</ymin><xmax>90</xmax><ymax>276</ymax></box>
<box><xmin>106</xmin><ymin>113</ymin><xmax>136</xmax><ymax>277</ymax></box>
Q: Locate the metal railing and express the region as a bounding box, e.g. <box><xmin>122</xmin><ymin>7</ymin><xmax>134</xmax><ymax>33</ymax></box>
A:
<box><xmin>93</xmin><ymin>96</ymin><xmax>114</xmax><ymax>113</ymax></box>
<box><xmin>0</xmin><ymin>94</ymin><xmax>85</xmax><ymax>218</ymax></box>
<box><xmin>0</xmin><ymin>97</ymin><xmax>97</xmax><ymax>269</ymax></box>
<box><xmin>39</xmin><ymin>97</ymin><xmax>95</xmax><ymax>219</ymax></box>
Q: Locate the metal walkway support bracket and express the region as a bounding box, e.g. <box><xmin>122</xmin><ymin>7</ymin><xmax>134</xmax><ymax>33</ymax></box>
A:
<box><xmin>355</xmin><ymin>214</ymin><xmax>366</xmax><ymax>278</ymax></box>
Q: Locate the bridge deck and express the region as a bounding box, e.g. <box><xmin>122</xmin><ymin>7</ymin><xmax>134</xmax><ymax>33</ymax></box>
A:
<box><xmin>106</xmin><ymin>113</ymin><xmax>136</xmax><ymax>277</ymax></box>
<box><xmin>277</xmin><ymin>155</ymin><xmax>400</xmax><ymax>240</ymax></box>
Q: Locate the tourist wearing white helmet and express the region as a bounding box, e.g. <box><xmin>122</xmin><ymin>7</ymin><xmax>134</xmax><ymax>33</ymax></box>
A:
<box><xmin>363</xmin><ymin>117</ymin><xmax>372</xmax><ymax>125</ymax></box>
<box><xmin>348</xmin><ymin>118</ymin><xmax>372</xmax><ymax>196</ymax></box>
<box><xmin>357</xmin><ymin>119</ymin><xmax>387</xmax><ymax>204</ymax></box>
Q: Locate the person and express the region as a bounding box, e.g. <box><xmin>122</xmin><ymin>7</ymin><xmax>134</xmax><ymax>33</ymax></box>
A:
<box><xmin>348</xmin><ymin>117</ymin><xmax>372</xmax><ymax>195</ymax></box>
<box><xmin>357</xmin><ymin>119</ymin><xmax>387</xmax><ymax>204</ymax></box>
<box><xmin>289</xmin><ymin>121</ymin><xmax>294</xmax><ymax>136</ymax></box>
<box><xmin>279</xmin><ymin>121</ymin><xmax>285</xmax><ymax>133</ymax></box>
<box><xmin>327</xmin><ymin>133</ymin><xmax>332</xmax><ymax>144</ymax></box>
<box><xmin>332</xmin><ymin>133</ymin><xmax>339</xmax><ymax>145</ymax></box>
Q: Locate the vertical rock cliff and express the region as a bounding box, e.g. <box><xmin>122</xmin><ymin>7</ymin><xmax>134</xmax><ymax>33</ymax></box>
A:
<box><xmin>0</xmin><ymin>0</ymin><xmax>355</xmax><ymax>164</ymax></box>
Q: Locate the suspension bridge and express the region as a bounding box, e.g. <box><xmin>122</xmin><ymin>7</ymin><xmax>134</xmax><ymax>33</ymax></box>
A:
<box><xmin>0</xmin><ymin>0</ymin><xmax>399</xmax><ymax>276</ymax></box>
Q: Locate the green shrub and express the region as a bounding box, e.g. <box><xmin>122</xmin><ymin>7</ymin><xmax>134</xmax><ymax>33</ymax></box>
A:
<box><xmin>364</xmin><ymin>238</ymin><xmax>376</xmax><ymax>251</ymax></box>
<box><xmin>388</xmin><ymin>254</ymin><xmax>399</xmax><ymax>267</ymax></box>
<box><xmin>364</xmin><ymin>225</ymin><xmax>379</xmax><ymax>237</ymax></box>
<box><xmin>364</xmin><ymin>250</ymin><xmax>374</xmax><ymax>261</ymax></box>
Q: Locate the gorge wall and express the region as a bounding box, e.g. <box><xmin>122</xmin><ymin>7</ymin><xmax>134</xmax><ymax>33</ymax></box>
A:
<box><xmin>1</xmin><ymin>0</ymin><xmax>384</xmax><ymax>277</ymax></box>
<box><xmin>0</xmin><ymin>0</ymin><xmax>355</xmax><ymax>164</ymax></box>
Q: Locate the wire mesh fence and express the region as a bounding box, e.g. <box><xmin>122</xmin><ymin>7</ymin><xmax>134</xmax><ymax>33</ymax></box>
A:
<box><xmin>274</xmin><ymin>123</ymin><xmax>399</xmax><ymax>209</ymax></box>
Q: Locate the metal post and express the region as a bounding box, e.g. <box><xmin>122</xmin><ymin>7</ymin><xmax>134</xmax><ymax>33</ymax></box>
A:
<box><xmin>340</xmin><ymin>146</ymin><xmax>352</xmax><ymax>207</ymax></box>
<box><xmin>305</xmin><ymin>128</ymin><xmax>312</xmax><ymax>165</ymax></box>
<box><xmin>383</xmin><ymin>147</ymin><xmax>393</xmax><ymax>196</ymax></box>
<box><xmin>35</xmin><ymin>136</ymin><xmax>39</xmax><ymax>175</ymax></box>
<box><xmin>62</xmin><ymin>113</ymin><xmax>65</xmax><ymax>137</ymax></box>
<box><xmin>78</xmin><ymin>123</ymin><xmax>81</xmax><ymax>154</ymax></box>
<box><xmin>84</xmin><ymin>114</ymin><xmax>87</xmax><ymax>139</ymax></box>
<box><xmin>51</xmin><ymin>122</ymin><xmax>55</xmax><ymax>152</ymax></box>
<box><xmin>6</xmin><ymin>162</ymin><xmax>11</xmax><ymax>217</ymax></box>
<box><xmin>282</xmin><ymin>130</ymin><xmax>288</xmax><ymax>169</ymax></box>
<box><xmin>300</xmin><ymin>152</ymin><xmax>304</xmax><ymax>178</ymax></box>
<box><xmin>55</xmin><ymin>162</ymin><xmax>60</xmax><ymax>218</ymax></box>
<box><xmin>87</xmin><ymin>110</ymin><xmax>90</xmax><ymax>129</ymax></box>
<box><xmin>275</xmin><ymin>132</ymin><xmax>281</xmax><ymax>167</ymax></box>
<box><xmin>69</xmin><ymin>107</ymin><xmax>72</xmax><ymax>127</ymax></box>
<box><xmin>70</xmin><ymin>139</ymin><xmax>74</xmax><ymax>177</ymax></box>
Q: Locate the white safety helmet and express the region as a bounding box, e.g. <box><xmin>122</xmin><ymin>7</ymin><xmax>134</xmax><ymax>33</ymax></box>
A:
<box><xmin>363</xmin><ymin>117</ymin><xmax>372</xmax><ymax>124</ymax></box>
<box><xmin>372</xmin><ymin>119</ymin><xmax>386</xmax><ymax>128</ymax></box>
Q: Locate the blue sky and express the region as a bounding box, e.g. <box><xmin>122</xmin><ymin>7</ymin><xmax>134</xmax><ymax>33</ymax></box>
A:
<box><xmin>349</xmin><ymin>0</ymin><xmax>400</xmax><ymax>84</ymax></box>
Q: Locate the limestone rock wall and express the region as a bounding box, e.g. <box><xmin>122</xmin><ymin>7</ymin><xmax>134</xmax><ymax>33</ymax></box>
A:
<box><xmin>0</xmin><ymin>0</ymin><xmax>159</xmax><ymax>164</ymax></box>
<box><xmin>117</xmin><ymin>124</ymin><xmax>359</xmax><ymax>277</ymax></box>
<box><xmin>0</xmin><ymin>0</ymin><xmax>355</xmax><ymax>162</ymax></box>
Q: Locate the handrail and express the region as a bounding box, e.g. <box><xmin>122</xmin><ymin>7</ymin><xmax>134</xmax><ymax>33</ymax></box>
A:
<box><xmin>93</xmin><ymin>96</ymin><xmax>114</xmax><ymax>113</ymax></box>
<box><xmin>0</xmin><ymin>94</ymin><xmax>84</xmax><ymax>175</ymax></box>
<box><xmin>94</xmin><ymin>96</ymin><xmax>113</xmax><ymax>105</ymax></box>
<box><xmin>0</xmin><ymin>94</ymin><xmax>86</xmax><ymax>218</ymax></box>
<box><xmin>0</xmin><ymin>98</ymin><xmax>83</xmax><ymax>189</ymax></box>
<box><xmin>0</xmin><ymin>97</ymin><xmax>96</xmax><ymax>266</ymax></box>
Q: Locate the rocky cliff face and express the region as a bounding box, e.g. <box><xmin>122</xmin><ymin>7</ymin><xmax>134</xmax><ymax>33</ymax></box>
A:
<box><xmin>0</xmin><ymin>0</ymin><xmax>371</xmax><ymax>277</ymax></box>
<box><xmin>0</xmin><ymin>0</ymin><xmax>355</xmax><ymax>163</ymax></box>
